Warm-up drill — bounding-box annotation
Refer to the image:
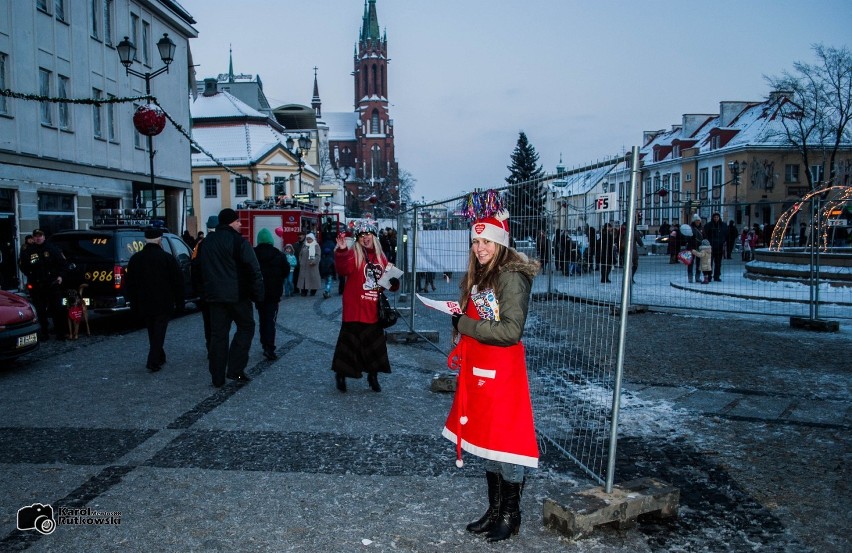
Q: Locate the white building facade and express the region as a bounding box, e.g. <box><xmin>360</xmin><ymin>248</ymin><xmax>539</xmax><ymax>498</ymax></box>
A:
<box><xmin>0</xmin><ymin>0</ymin><xmax>196</xmax><ymax>289</ymax></box>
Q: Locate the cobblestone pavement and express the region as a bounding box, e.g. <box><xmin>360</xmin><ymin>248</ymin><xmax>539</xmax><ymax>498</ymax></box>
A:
<box><xmin>0</xmin><ymin>292</ymin><xmax>849</xmax><ymax>552</ymax></box>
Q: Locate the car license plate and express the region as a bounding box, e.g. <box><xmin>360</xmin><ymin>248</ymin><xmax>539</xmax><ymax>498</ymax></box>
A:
<box><xmin>62</xmin><ymin>297</ymin><xmax>91</xmax><ymax>306</ymax></box>
<box><xmin>17</xmin><ymin>333</ymin><xmax>38</xmax><ymax>348</ymax></box>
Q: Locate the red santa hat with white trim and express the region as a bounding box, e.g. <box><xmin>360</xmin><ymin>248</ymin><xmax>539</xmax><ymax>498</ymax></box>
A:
<box><xmin>470</xmin><ymin>209</ymin><xmax>511</xmax><ymax>247</ymax></box>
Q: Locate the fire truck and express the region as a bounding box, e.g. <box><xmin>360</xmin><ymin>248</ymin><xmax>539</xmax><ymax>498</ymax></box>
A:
<box><xmin>236</xmin><ymin>206</ymin><xmax>342</xmax><ymax>248</ymax></box>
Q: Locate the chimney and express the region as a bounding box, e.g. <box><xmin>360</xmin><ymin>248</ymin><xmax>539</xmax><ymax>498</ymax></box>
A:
<box><xmin>768</xmin><ymin>90</ymin><xmax>791</xmax><ymax>104</ymax></box>
<box><xmin>203</xmin><ymin>78</ymin><xmax>219</xmax><ymax>97</ymax></box>
<box><xmin>719</xmin><ymin>101</ymin><xmax>750</xmax><ymax>127</ymax></box>
<box><xmin>682</xmin><ymin>114</ymin><xmax>715</xmax><ymax>138</ymax></box>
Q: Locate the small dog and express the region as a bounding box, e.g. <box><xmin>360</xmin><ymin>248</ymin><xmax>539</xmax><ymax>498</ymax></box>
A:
<box><xmin>65</xmin><ymin>284</ymin><xmax>90</xmax><ymax>340</ymax></box>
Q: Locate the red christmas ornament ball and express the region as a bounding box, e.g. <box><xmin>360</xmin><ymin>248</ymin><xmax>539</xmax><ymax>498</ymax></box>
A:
<box><xmin>369</xmin><ymin>194</ymin><xmax>378</xmax><ymax>205</ymax></box>
<box><xmin>133</xmin><ymin>104</ymin><xmax>166</xmax><ymax>136</ymax></box>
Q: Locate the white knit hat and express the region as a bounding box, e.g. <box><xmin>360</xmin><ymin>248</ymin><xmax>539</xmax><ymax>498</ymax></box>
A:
<box><xmin>470</xmin><ymin>209</ymin><xmax>511</xmax><ymax>247</ymax></box>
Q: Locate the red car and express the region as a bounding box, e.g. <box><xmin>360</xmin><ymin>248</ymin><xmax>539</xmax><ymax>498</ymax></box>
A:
<box><xmin>0</xmin><ymin>290</ymin><xmax>40</xmax><ymax>361</ymax></box>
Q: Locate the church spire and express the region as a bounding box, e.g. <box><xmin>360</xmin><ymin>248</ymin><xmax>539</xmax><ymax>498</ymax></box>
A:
<box><xmin>311</xmin><ymin>66</ymin><xmax>321</xmax><ymax>118</ymax></box>
<box><xmin>228</xmin><ymin>44</ymin><xmax>234</xmax><ymax>83</ymax></box>
<box><xmin>361</xmin><ymin>0</ymin><xmax>381</xmax><ymax>42</ymax></box>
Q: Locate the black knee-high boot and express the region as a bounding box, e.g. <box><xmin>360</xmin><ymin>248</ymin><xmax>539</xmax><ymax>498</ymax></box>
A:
<box><xmin>466</xmin><ymin>471</ymin><xmax>501</xmax><ymax>534</ymax></box>
<box><xmin>485</xmin><ymin>476</ymin><xmax>522</xmax><ymax>542</ymax></box>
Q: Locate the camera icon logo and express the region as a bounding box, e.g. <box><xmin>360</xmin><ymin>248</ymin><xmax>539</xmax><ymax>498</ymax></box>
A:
<box><xmin>17</xmin><ymin>503</ymin><xmax>56</xmax><ymax>535</ymax></box>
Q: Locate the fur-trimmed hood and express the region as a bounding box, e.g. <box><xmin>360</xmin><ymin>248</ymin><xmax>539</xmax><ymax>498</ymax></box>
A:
<box><xmin>501</xmin><ymin>251</ymin><xmax>540</xmax><ymax>280</ymax></box>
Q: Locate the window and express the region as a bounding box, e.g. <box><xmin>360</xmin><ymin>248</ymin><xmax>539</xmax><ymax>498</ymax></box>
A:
<box><xmin>810</xmin><ymin>165</ymin><xmax>825</xmax><ymax>184</ymax></box>
<box><xmin>370</xmin><ymin>110</ymin><xmax>380</xmax><ymax>134</ymax></box>
<box><xmin>92</xmin><ymin>88</ymin><xmax>103</xmax><ymax>138</ymax></box>
<box><xmin>39</xmin><ymin>68</ymin><xmax>53</xmax><ymax>125</ymax></box>
<box><xmin>107</xmin><ymin>94</ymin><xmax>116</xmax><ymax>141</ymax></box>
<box><xmin>712</xmin><ymin>165</ymin><xmax>722</xmax><ymax>199</ymax></box>
<box><xmin>672</xmin><ymin>144</ymin><xmax>681</xmax><ymax>158</ymax></box>
<box><xmin>785</xmin><ymin>164</ymin><xmax>799</xmax><ymax>183</ymax></box>
<box><xmin>0</xmin><ymin>53</ymin><xmax>7</xmax><ymax>115</ymax></box>
<box><xmin>274</xmin><ymin>176</ymin><xmax>287</xmax><ymax>196</ymax></box>
<box><xmin>142</xmin><ymin>21</ymin><xmax>150</xmax><ymax>65</ymax></box>
<box><xmin>55</xmin><ymin>0</ymin><xmax>66</xmax><ymax>21</ymax></box>
<box><xmin>103</xmin><ymin>0</ymin><xmax>113</xmax><ymax>45</ymax></box>
<box><xmin>204</xmin><ymin>178</ymin><xmax>218</xmax><ymax>198</ymax></box>
<box><xmin>235</xmin><ymin>177</ymin><xmax>248</xmax><ymax>197</ymax></box>
<box><xmin>38</xmin><ymin>192</ymin><xmax>76</xmax><ymax>235</ymax></box>
<box><xmin>37</xmin><ymin>0</ymin><xmax>49</xmax><ymax>13</ymax></box>
<box><xmin>370</xmin><ymin>145</ymin><xmax>381</xmax><ymax>177</ymax></box>
<box><xmin>709</xmin><ymin>135</ymin><xmax>720</xmax><ymax>150</ymax></box>
<box><xmin>698</xmin><ymin>167</ymin><xmax>709</xmax><ymax>200</ymax></box>
<box><xmin>58</xmin><ymin>75</ymin><xmax>70</xmax><ymax>129</ymax></box>
<box><xmin>90</xmin><ymin>0</ymin><xmax>100</xmax><ymax>40</ymax></box>
<box><xmin>132</xmin><ymin>103</ymin><xmax>143</xmax><ymax>148</ymax></box>
<box><xmin>130</xmin><ymin>13</ymin><xmax>139</xmax><ymax>61</ymax></box>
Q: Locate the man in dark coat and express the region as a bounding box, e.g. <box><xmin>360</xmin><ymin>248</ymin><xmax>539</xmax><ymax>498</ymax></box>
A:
<box><xmin>19</xmin><ymin>229</ymin><xmax>68</xmax><ymax>339</ymax></box>
<box><xmin>703</xmin><ymin>212</ymin><xmax>727</xmax><ymax>281</ymax></box>
<box><xmin>726</xmin><ymin>220</ymin><xmax>739</xmax><ymax>259</ymax></box>
<box><xmin>126</xmin><ymin>228</ymin><xmax>184</xmax><ymax>372</ymax></box>
<box><xmin>198</xmin><ymin>208</ymin><xmax>264</xmax><ymax>387</ymax></box>
<box><xmin>253</xmin><ymin>228</ymin><xmax>288</xmax><ymax>360</ymax></box>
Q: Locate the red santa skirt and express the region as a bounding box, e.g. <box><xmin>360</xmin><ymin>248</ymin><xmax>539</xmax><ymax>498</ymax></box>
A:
<box><xmin>442</xmin><ymin>307</ymin><xmax>539</xmax><ymax>468</ymax></box>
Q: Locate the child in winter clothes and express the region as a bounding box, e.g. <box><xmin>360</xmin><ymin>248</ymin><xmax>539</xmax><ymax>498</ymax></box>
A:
<box><xmin>692</xmin><ymin>239</ymin><xmax>713</xmax><ymax>284</ymax></box>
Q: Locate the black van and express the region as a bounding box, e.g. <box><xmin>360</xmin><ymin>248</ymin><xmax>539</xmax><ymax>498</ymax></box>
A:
<box><xmin>48</xmin><ymin>226</ymin><xmax>197</xmax><ymax>313</ymax></box>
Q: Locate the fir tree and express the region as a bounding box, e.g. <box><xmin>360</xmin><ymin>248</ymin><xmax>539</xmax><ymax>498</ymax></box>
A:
<box><xmin>504</xmin><ymin>131</ymin><xmax>546</xmax><ymax>241</ymax></box>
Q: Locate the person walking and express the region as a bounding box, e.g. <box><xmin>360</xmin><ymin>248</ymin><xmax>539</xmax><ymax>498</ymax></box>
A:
<box><xmin>726</xmin><ymin>220</ymin><xmax>738</xmax><ymax>259</ymax></box>
<box><xmin>292</xmin><ymin>231</ymin><xmax>305</xmax><ymax>294</ymax></box>
<box><xmin>704</xmin><ymin>212</ymin><xmax>726</xmax><ymax>281</ymax></box>
<box><xmin>197</xmin><ymin>208</ymin><xmax>264</xmax><ymax>387</ymax></box>
<box><xmin>126</xmin><ymin>228</ymin><xmax>184</xmax><ymax>372</ymax></box>
<box><xmin>599</xmin><ymin>223</ymin><xmax>615</xmax><ymax>283</ymax></box>
<box><xmin>319</xmin><ymin>228</ymin><xmax>337</xmax><ymax>299</ymax></box>
<box><xmin>297</xmin><ymin>232</ymin><xmax>322</xmax><ymax>296</ymax></box>
<box><xmin>283</xmin><ymin>244</ymin><xmax>297</xmax><ymax>297</ymax></box>
<box><xmin>684</xmin><ymin>216</ymin><xmax>704</xmax><ymax>283</ymax></box>
<box><xmin>444</xmin><ymin>208</ymin><xmax>539</xmax><ymax>542</ymax></box>
<box><xmin>254</xmin><ymin>228</ymin><xmax>288</xmax><ymax>361</ymax></box>
<box><xmin>18</xmin><ymin>229</ymin><xmax>68</xmax><ymax>340</ymax></box>
<box><xmin>331</xmin><ymin>220</ymin><xmax>398</xmax><ymax>393</ymax></box>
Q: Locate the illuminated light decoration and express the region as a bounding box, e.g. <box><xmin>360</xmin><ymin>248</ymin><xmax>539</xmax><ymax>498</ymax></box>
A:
<box><xmin>133</xmin><ymin>104</ymin><xmax>166</xmax><ymax>136</ymax></box>
<box><xmin>657</xmin><ymin>188</ymin><xmax>669</xmax><ymax>198</ymax></box>
<box><xmin>769</xmin><ymin>185</ymin><xmax>852</xmax><ymax>251</ymax></box>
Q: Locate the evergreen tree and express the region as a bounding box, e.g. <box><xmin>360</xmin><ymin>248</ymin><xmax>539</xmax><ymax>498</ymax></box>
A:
<box><xmin>504</xmin><ymin>131</ymin><xmax>546</xmax><ymax>241</ymax></box>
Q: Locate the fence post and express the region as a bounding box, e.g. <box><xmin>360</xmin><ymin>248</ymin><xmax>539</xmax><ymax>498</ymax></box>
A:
<box><xmin>408</xmin><ymin>204</ymin><xmax>419</xmax><ymax>330</ymax></box>
<box><xmin>605</xmin><ymin>146</ymin><xmax>641</xmax><ymax>493</ymax></box>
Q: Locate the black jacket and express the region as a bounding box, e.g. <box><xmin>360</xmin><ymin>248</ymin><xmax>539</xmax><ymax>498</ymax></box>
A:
<box><xmin>704</xmin><ymin>219</ymin><xmax>727</xmax><ymax>248</ymax></box>
<box><xmin>254</xmin><ymin>243</ymin><xmax>288</xmax><ymax>303</ymax></box>
<box><xmin>19</xmin><ymin>242</ymin><xmax>67</xmax><ymax>285</ymax></box>
<box><xmin>126</xmin><ymin>243</ymin><xmax>184</xmax><ymax>317</ymax></box>
<box><xmin>198</xmin><ymin>225</ymin><xmax>264</xmax><ymax>303</ymax></box>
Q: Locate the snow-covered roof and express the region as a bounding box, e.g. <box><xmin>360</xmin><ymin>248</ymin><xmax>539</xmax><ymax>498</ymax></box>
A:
<box><xmin>191</xmin><ymin>90</ymin><xmax>268</xmax><ymax>120</ymax></box>
<box><xmin>191</xmin><ymin>122</ymin><xmax>291</xmax><ymax>168</ymax></box>
<box><xmin>550</xmin><ymin>163</ymin><xmax>618</xmax><ymax>198</ymax></box>
<box><xmin>323</xmin><ymin>112</ymin><xmax>359</xmax><ymax>141</ymax></box>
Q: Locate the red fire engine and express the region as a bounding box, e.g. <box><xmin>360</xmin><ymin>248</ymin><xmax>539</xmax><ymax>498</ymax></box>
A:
<box><xmin>236</xmin><ymin>207</ymin><xmax>342</xmax><ymax>247</ymax></box>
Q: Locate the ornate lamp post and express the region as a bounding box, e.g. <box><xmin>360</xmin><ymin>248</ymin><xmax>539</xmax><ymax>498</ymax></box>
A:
<box><xmin>116</xmin><ymin>33</ymin><xmax>176</xmax><ymax>219</ymax></box>
<box><xmin>285</xmin><ymin>134</ymin><xmax>312</xmax><ymax>194</ymax></box>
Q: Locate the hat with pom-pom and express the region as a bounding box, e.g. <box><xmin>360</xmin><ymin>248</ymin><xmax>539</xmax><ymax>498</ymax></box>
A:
<box><xmin>470</xmin><ymin>209</ymin><xmax>511</xmax><ymax>247</ymax></box>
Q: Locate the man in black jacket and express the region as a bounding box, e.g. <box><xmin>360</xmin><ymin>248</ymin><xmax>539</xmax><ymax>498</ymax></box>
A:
<box><xmin>704</xmin><ymin>212</ymin><xmax>727</xmax><ymax>281</ymax></box>
<box><xmin>253</xmin><ymin>228</ymin><xmax>288</xmax><ymax>360</ymax></box>
<box><xmin>198</xmin><ymin>209</ymin><xmax>264</xmax><ymax>387</ymax></box>
<box><xmin>19</xmin><ymin>229</ymin><xmax>68</xmax><ymax>339</ymax></box>
<box><xmin>126</xmin><ymin>228</ymin><xmax>184</xmax><ymax>372</ymax></box>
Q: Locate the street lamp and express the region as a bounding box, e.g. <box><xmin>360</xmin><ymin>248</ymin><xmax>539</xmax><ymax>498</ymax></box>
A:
<box><xmin>728</xmin><ymin>160</ymin><xmax>742</xmax><ymax>202</ymax></box>
<box><xmin>116</xmin><ymin>33</ymin><xmax>176</xmax><ymax>219</ymax></box>
<box><xmin>285</xmin><ymin>134</ymin><xmax>312</xmax><ymax>194</ymax></box>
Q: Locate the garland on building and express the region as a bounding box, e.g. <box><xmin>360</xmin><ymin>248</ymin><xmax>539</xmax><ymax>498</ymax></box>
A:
<box><xmin>0</xmin><ymin>87</ymin><xmax>274</xmax><ymax>189</ymax></box>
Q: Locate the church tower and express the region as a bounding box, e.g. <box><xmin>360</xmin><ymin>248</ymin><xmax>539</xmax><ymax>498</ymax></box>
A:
<box><xmin>353</xmin><ymin>0</ymin><xmax>397</xmax><ymax>187</ymax></box>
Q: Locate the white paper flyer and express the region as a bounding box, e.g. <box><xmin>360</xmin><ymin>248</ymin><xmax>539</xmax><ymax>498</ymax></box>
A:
<box><xmin>416</xmin><ymin>293</ymin><xmax>462</xmax><ymax>315</ymax></box>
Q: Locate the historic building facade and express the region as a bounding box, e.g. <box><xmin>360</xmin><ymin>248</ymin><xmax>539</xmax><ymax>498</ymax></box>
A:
<box><xmin>0</xmin><ymin>1</ymin><xmax>197</xmax><ymax>289</ymax></box>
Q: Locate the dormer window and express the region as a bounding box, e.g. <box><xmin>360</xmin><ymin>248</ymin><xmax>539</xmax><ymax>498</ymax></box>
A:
<box><xmin>673</xmin><ymin>145</ymin><xmax>681</xmax><ymax>158</ymax></box>
<box><xmin>710</xmin><ymin>135</ymin><xmax>721</xmax><ymax>150</ymax></box>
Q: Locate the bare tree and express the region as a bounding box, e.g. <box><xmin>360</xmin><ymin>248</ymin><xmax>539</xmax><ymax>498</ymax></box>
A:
<box><xmin>765</xmin><ymin>44</ymin><xmax>852</xmax><ymax>189</ymax></box>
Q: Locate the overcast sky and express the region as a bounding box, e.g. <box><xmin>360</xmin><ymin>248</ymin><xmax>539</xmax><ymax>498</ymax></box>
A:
<box><xmin>178</xmin><ymin>0</ymin><xmax>851</xmax><ymax>202</ymax></box>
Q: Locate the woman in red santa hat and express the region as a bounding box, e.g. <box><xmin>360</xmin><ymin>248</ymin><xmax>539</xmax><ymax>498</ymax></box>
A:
<box><xmin>331</xmin><ymin>220</ymin><xmax>399</xmax><ymax>393</ymax></box>
<box><xmin>443</xmin><ymin>205</ymin><xmax>540</xmax><ymax>542</ymax></box>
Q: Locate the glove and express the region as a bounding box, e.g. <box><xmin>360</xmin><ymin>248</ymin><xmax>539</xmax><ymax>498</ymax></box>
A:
<box><xmin>452</xmin><ymin>314</ymin><xmax>462</xmax><ymax>331</ymax></box>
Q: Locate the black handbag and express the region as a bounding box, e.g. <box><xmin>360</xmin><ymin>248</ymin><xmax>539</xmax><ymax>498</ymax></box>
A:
<box><xmin>377</xmin><ymin>291</ymin><xmax>398</xmax><ymax>329</ymax></box>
